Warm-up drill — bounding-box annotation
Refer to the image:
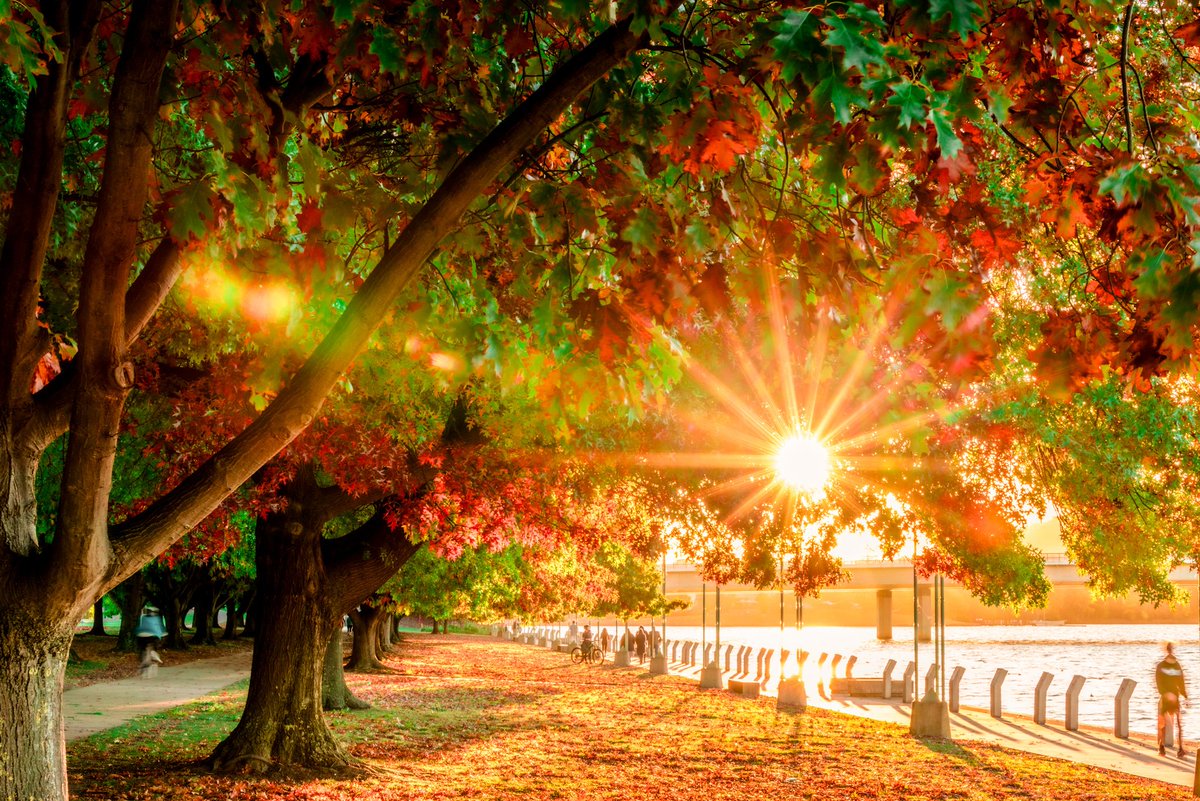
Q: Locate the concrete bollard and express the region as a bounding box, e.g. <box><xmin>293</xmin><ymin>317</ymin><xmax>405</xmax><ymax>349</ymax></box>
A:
<box><xmin>704</xmin><ymin>643</ymin><xmax>714</xmax><ymax>665</ymax></box>
<box><xmin>831</xmin><ymin>654</ymin><xmax>844</xmax><ymax>679</ymax></box>
<box><xmin>949</xmin><ymin>666</ymin><xmax>965</xmax><ymax>713</ymax></box>
<box><xmin>990</xmin><ymin>668</ymin><xmax>1008</xmax><ymax>718</ymax></box>
<box><xmin>882</xmin><ymin>659</ymin><xmax>898</xmax><ymax>700</ymax></box>
<box><xmin>799</xmin><ymin>650</ymin><xmax>809</xmax><ymax>675</ymax></box>
<box><xmin>762</xmin><ymin>649</ymin><xmax>775</xmax><ymax>685</ymax></box>
<box><xmin>722</xmin><ymin>644</ymin><xmax>734</xmax><ymax>673</ymax></box>
<box><xmin>1034</xmin><ymin>672</ymin><xmax>1054</xmax><ymax>725</ymax></box>
<box><xmin>735</xmin><ymin>646</ymin><xmax>748</xmax><ymax>677</ymax></box>
<box><xmin>755</xmin><ymin>648</ymin><xmax>767</xmax><ymax>682</ymax></box>
<box><xmin>925</xmin><ymin>664</ymin><xmax>940</xmax><ymax>697</ymax></box>
<box><xmin>1114</xmin><ymin>678</ymin><xmax>1136</xmax><ymax>739</ymax></box>
<box><xmin>669</xmin><ymin>641</ymin><xmax>679</xmax><ymax>662</ymax></box>
<box><xmin>1065</xmin><ymin>675</ymin><xmax>1086</xmax><ymax>731</ymax></box>
<box><xmin>902</xmin><ymin>661</ymin><xmax>916</xmax><ymax>703</ymax></box>
<box><xmin>845</xmin><ymin>655</ymin><xmax>857</xmax><ymax>681</ymax></box>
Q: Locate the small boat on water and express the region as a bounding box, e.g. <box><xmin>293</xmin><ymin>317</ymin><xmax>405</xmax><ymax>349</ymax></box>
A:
<box><xmin>1031</xmin><ymin>619</ymin><xmax>1068</xmax><ymax>626</ymax></box>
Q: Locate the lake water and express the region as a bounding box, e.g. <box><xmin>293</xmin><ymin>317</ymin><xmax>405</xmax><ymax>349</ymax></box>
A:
<box><xmin>646</xmin><ymin>623</ymin><xmax>1200</xmax><ymax>737</ymax></box>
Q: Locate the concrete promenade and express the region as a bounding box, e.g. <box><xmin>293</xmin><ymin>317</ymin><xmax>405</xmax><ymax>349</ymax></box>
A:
<box><xmin>658</xmin><ymin>653</ymin><xmax>1197</xmax><ymax>790</ymax></box>
<box><xmin>65</xmin><ymin>637</ymin><xmax>1195</xmax><ymax>792</ymax></box>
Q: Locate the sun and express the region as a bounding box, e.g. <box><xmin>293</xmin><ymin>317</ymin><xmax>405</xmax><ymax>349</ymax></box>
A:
<box><xmin>774</xmin><ymin>433</ymin><xmax>832</xmax><ymax>496</ymax></box>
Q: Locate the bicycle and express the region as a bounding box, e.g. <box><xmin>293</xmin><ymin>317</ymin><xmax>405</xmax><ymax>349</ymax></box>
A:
<box><xmin>571</xmin><ymin>643</ymin><xmax>605</xmax><ymax>666</ymax></box>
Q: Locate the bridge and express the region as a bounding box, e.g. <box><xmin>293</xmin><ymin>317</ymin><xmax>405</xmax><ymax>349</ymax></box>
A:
<box><xmin>664</xmin><ymin>556</ymin><xmax>1200</xmax><ymax>641</ymax></box>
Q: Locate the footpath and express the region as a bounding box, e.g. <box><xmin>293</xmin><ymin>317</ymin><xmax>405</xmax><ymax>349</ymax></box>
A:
<box><xmin>65</xmin><ymin>639</ymin><xmax>1195</xmax><ymax>792</ymax></box>
<box><xmin>64</xmin><ymin>651</ymin><xmax>252</xmax><ymax>741</ymax></box>
<box><xmin>659</xmin><ymin>657</ymin><xmax>1198</xmax><ymax>791</ymax></box>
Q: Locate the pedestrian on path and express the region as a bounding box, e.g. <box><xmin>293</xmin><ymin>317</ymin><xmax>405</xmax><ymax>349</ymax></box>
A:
<box><xmin>1156</xmin><ymin>642</ymin><xmax>1188</xmax><ymax>757</ymax></box>
<box><xmin>635</xmin><ymin>626</ymin><xmax>647</xmax><ymax>664</ymax></box>
<box><xmin>135</xmin><ymin>608</ymin><xmax>166</xmax><ymax>679</ymax></box>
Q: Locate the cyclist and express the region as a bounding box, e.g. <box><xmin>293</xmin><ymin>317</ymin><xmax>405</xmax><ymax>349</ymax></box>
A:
<box><xmin>581</xmin><ymin>624</ymin><xmax>594</xmax><ymax>657</ymax></box>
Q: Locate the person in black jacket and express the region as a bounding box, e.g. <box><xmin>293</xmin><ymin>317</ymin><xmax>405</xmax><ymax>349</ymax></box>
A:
<box><xmin>1156</xmin><ymin>642</ymin><xmax>1188</xmax><ymax>757</ymax></box>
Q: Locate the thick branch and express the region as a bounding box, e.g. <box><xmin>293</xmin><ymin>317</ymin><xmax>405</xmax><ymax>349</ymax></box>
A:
<box><xmin>0</xmin><ymin>1</ymin><xmax>98</xmax><ymax>408</ymax></box>
<box><xmin>106</xmin><ymin>17</ymin><xmax>644</xmax><ymax>590</ymax></box>
<box><xmin>325</xmin><ymin>508</ymin><xmax>422</xmax><ymax>615</ymax></box>
<box><xmin>124</xmin><ymin>238</ymin><xmax>183</xmax><ymax>343</ymax></box>
<box><xmin>49</xmin><ymin>0</ymin><xmax>179</xmax><ymax>610</ymax></box>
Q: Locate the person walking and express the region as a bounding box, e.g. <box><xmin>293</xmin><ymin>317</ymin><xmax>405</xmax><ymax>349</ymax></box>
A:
<box><xmin>1156</xmin><ymin>642</ymin><xmax>1188</xmax><ymax>757</ymax></box>
<box><xmin>635</xmin><ymin>626</ymin><xmax>648</xmax><ymax>664</ymax></box>
<box><xmin>599</xmin><ymin>627</ymin><xmax>611</xmax><ymax>654</ymax></box>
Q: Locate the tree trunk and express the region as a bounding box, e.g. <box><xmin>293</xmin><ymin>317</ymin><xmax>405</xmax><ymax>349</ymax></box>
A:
<box><xmin>222</xmin><ymin>597</ymin><xmax>241</xmax><ymax>640</ymax></box>
<box><xmin>321</xmin><ymin>628</ymin><xmax>370</xmax><ymax>711</ymax></box>
<box><xmin>430</xmin><ymin>619</ymin><xmax>440</xmax><ymax>634</ymax></box>
<box><xmin>378</xmin><ymin>613</ymin><xmax>393</xmax><ymax>653</ymax></box>
<box><xmin>191</xmin><ymin>576</ymin><xmax>217</xmax><ymax>646</ymax></box>
<box><xmin>240</xmin><ymin>591</ymin><xmax>258</xmax><ymax>638</ymax></box>
<box><xmin>87</xmin><ymin>597</ymin><xmax>107</xmax><ymax>635</ymax></box>
<box><xmin>162</xmin><ymin>594</ymin><xmax>188</xmax><ymax>650</ymax></box>
<box><xmin>0</xmin><ymin>616</ymin><xmax>75</xmax><ymax>801</ymax></box>
<box><xmin>345</xmin><ymin>606</ymin><xmax>386</xmax><ymax>671</ymax></box>
<box><xmin>114</xmin><ymin>571</ymin><xmax>144</xmax><ymax>652</ymax></box>
<box><xmin>209</xmin><ymin>480</ymin><xmax>349</xmax><ymax>773</ymax></box>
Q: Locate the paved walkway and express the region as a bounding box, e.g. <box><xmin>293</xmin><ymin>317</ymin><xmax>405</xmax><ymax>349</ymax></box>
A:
<box><xmin>658</xmin><ymin>656</ymin><xmax>1197</xmax><ymax>790</ymax></box>
<box><xmin>64</xmin><ymin>638</ymin><xmax>1197</xmax><ymax>792</ymax></box>
<box><xmin>64</xmin><ymin>651</ymin><xmax>252</xmax><ymax>741</ymax></box>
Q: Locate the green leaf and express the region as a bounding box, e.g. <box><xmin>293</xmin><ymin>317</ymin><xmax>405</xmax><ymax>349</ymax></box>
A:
<box><xmin>888</xmin><ymin>80</ymin><xmax>928</xmax><ymax>130</ymax></box>
<box><xmin>929</xmin><ymin>107</ymin><xmax>962</xmax><ymax>159</ymax></box>
<box><xmin>771</xmin><ymin>10</ymin><xmax>821</xmax><ymax>83</ymax></box>
<box><xmin>370</xmin><ymin>26</ymin><xmax>402</xmax><ymax>73</ymax></box>
<box><xmin>620</xmin><ymin>208</ymin><xmax>658</xmax><ymax>253</ymax></box>
<box><xmin>814</xmin><ymin>72</ymin><xmax>862</xmax><ymax>124</ymax></box>
<box><xmin>823</xmin><ymin>15</ymin><xmax>885</xmax><ymax>73</ymax></box>
<box><xmin>331</xmin><ymin>0</ymin><xmax>365</xmax><ymax>24</ymax></box>
<box><xmin>1098</xmin><ymin>163</ymin><xmax>1151</xmax><ymax>206</ymax></box>
<box><xmin>929</xmin><ymin>0</ymin><xmax>984</xmax><ymax>39</ymax></box>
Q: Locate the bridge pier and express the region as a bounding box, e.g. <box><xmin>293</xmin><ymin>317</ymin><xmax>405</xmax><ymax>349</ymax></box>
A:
<box><xmin>876</xmin><ymin>589</ymin><xmax>893</xmax><ymax>640</ymax></box>
<box><xmin>917</xmin><ymin>584</ymin><xmax>932</xmax><ymax>643</ymax></box>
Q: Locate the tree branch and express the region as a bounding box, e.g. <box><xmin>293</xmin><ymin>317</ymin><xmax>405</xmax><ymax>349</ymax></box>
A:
<box><xmin>1119</xmin><ymin>1</ymin><xmax>1135</xmax><ymax>156</ymax></box>
<box><xmin>48</xmin><ymin>0</ymin><xmax>180</xmax><ymax>610</ymax></box>
<box><xmin>104</xmin><ymin>16</ymin><xmax>646</xmax><ymax>592</ymax></box>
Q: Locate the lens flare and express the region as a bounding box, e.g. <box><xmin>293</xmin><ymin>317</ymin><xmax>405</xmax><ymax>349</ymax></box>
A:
<box><xmin>774</xmin><ymin>434</ymin><xmax>831</xmax><ymax>496</ymax></box>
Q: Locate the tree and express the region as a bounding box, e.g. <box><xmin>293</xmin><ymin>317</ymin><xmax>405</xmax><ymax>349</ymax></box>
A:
<box><xmin>0</xmin><ymin>5</ymin><xmax>643</xmax><ymax>796</ymax></box>
<box><xmin>8</xmin><ymin>2</ymin><xmax>1200</xmax><ymax>798</ymax></box>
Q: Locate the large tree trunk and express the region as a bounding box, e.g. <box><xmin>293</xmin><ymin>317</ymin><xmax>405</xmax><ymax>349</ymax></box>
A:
<box><xmin>322</xmin><ymin>628</ymin><xmax>370</xmax><ymax>711</ymax></box>
<box><xmin>0</xmin><ymin>619</ymin><xmax>74</xmax><ymax>801</ymax></box>
<box><xmin>191</xmin><ymin>574</ymin><xmax>217</xmax><ymax>646</ymax></box>
<box><xmin>345</xmin><ymin>606</ymin><xmax>386</xmax><ymax>671</ymax></box>
<box><xmin>209</xmin><ymin>489</ymin><xmax>347</xmax><ymax>773</ymax></box>
<box><xmin>87</xmin><ymin>597</ymin><xmax>107</xmax><ymax>636</ymax></box>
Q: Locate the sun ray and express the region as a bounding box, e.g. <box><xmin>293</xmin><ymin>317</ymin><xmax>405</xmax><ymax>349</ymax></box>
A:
<box><xmin>813</xmin><ymin>297</ymin><xmax>898</xmax><ymax>439</ymax></box>
<box><xmin>764</xmin><ymin>254</ymin><xmax>801</xmax><ymax>431</ymax></box>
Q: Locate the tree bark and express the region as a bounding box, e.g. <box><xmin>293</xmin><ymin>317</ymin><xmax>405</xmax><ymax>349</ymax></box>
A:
<box><xmin>0</xmin><ymin>616</ymin><xmax>74</xmax><ymax>801</ymax></box>
<box><xmin>378</xmin><ymin>613</ymin><xmax>393</xmax><ymax>653</ymax></box>
<box><xmin>87</xmin><ymin>597</ymin><xmax>107</xmax><ymax>636</ymax></box>
<box><xmin>345</xmin><ymin>606</ymin><xmax>386</xmax><ymax>671</ymax></box>
<box><xmin>321</xmin><ymin>628</ymin><xmax>370</xmax><ymax>711</ymax></box>
<box><xmin>209</xmin><ymin>468</ymin><xmax>351</xmax><ymax>772</ymax></box>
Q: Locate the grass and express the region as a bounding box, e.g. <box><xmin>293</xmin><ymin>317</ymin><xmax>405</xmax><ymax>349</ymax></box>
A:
<box><xmin>66</xmin><ymin>634</ymin><xmax>1194</xmax><ymax>800</ymax></box>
